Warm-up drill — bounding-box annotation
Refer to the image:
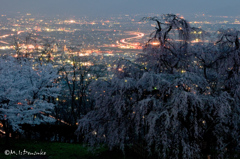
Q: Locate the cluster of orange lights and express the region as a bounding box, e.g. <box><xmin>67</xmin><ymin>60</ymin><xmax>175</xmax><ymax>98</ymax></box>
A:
<box><xmin>40</xmin><ymin>112</ymin><xmax>71</xmax><ymax>126</ymax></box>
<box><xmin>150</xmin><ymin>41</ymin><xmax>160</xmax><ymax>46</ymax></box>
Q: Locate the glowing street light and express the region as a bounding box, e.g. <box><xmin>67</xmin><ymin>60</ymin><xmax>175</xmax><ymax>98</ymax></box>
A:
<box><xmin>150</xmin><ymin>39</ymin><xmax>160</xmax><ymax>46</ymax></box>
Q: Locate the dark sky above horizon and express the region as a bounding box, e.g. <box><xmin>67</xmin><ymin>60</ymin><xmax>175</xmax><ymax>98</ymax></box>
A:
<box><xmin>0</xmin><ymin>0</ymin><xmax>239</xmax><ymax>17</ymax></box>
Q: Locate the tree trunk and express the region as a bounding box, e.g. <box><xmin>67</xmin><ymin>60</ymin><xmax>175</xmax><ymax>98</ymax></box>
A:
<box><xmin>2</xmin><ymin>120</ymin><xmax>10</xmax><ymax>148</ymax></box>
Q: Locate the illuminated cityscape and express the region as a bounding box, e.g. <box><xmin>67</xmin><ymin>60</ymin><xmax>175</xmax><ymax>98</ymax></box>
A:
<box><xmin>1</xmin><ymin>0</ymin><xmax>240</xmax><ymax>158</ymax></box>
<box><xmin>1</xmin><ymin>13</ymin><xmax>240</xmax><ymax>69</ymax></box>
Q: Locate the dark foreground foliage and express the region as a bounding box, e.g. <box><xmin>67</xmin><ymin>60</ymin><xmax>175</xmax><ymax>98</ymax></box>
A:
<box><xmin>0</xmin><ymin>139</ymin><xmax>141</xmax><ymax>159</ymax></box>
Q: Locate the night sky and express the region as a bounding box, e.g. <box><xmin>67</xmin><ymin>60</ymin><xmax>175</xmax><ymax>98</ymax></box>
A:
<box><xmin>0</xmin><ymin>0</ymin><xmax>239</xmax><ymax>16</ymax></box>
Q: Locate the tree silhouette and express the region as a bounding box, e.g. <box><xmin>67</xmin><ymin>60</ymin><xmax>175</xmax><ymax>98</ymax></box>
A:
<box><xmin>76</xmin><ymin>14</ymin><xmax>240</xmax><ymax>158</ymax></box>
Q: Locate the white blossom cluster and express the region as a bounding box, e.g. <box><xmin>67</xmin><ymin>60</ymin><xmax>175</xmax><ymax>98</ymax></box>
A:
<box><xmin>76</xmin><ymin>14</ymin><xmax>240</xmax><ymax>158</ymax></box>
